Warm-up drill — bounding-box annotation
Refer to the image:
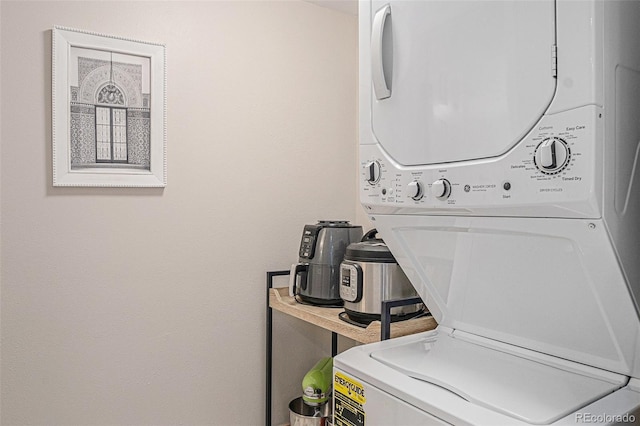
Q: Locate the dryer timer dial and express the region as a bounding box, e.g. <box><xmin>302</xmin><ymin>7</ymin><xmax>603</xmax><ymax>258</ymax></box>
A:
<box><xmin>534</xmin><ymin>138</ymin><xmax>571</xmax><ymax>174</ymax></box>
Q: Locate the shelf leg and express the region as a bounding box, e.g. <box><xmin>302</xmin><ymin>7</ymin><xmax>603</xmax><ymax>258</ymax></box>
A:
<box><xmin>266</xmin><ymin>273</ymin><xmax>273</xmax><ymax>426</ymax></box>
<box><xmin>266</xmin><ymin>270</ymin><xmax>291</xmax><ymax>426</ymax></box>
<box><xmin>381</xmin><ymin>297</ymin><xmax>423</xmax><ymax>340</ymax></box>
<box><xmin>331</xmin><ymin>332</ymin><xmax>338</xmax><ymax>357</ymax></box>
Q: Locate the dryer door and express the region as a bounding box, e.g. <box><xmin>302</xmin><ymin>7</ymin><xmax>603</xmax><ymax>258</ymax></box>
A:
<box><xmin>370</xmin><ymin>0</ymin><xmax>557</xmax><ymax>166</ymax></box>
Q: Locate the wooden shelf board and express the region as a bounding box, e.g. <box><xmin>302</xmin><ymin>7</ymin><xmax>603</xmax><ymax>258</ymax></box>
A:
<box><xmin>269</xmin><ymin>287</ymin><xmax>437</xmax><ymax>344</ymax></box>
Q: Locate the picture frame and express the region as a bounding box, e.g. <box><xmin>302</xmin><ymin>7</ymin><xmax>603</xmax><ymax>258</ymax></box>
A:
<box><xmin>52</xmin><ymin>26</ymin><xmax>166</xmax><ymax>187</ymax></box>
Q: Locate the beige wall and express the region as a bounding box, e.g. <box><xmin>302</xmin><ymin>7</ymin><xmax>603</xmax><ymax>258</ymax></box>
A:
<box><xmin>0</xmin><ymin>1</ymin><xmax>357</xmax><ymax>424</ymax></box>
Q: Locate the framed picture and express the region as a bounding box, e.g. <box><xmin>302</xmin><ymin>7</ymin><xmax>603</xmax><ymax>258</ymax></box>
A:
<box><xmin>52</xmin><ymin>26</ymin><xmax>166</xmax><ymax>187</ymax></box>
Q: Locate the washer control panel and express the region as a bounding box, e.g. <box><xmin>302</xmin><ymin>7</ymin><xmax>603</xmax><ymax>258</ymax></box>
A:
<box><xmin>360</xmin><ymin>106</ymin><xmax>599</xmax><ymax>218</ymax></box>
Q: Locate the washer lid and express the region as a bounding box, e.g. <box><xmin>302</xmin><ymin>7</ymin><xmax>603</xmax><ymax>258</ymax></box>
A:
<box><xmin>371</xmin><ymin>330</ymin><xmax>628</xmax><ymax>425</ymax></box>
<box><xmin>371</xmin><ymin>214</ymin><xmax>640</xmax><ymax>377</ymax></box>
<box><xmin>369</xmin><ymin>0</ymin><xmax>556</xmax><ymax>166</ymax></box>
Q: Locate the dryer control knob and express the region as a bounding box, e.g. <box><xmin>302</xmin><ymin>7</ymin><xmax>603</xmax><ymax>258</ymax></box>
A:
<box><xmin>534</xmin><ymin>138</ymin><xmax>570</xmax><ymax>174</ymax></box>
<box><xmin>365</xmin><ymin>161</ymin><xmax>381</xmax><ymax>185</ymax></box>
<box><xmin>431</xmin><ymin>179</ymin><xmax>451</xmax><ymax>200</ymax></box>
<box><xmin>407</xmin><ymin>181</ymin><xmax>424</xmax><ymax>200</ymax></box>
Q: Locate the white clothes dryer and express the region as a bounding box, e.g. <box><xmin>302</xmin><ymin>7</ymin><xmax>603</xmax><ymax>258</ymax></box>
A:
<box><xmin>334</xmin><ymin>1</ymin><xmax>640</xmax><ymax>424</ymax></box>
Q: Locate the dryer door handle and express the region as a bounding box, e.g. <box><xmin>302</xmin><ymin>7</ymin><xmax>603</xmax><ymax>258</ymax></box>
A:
<box><xmin>372</xmin><ymin>4</ymin><xmax>392</xmax><ymax>100</ymax></box>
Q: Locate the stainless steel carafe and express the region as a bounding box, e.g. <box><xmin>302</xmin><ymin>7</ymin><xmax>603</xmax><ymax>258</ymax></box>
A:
<box><xmin>289</xmin><ymin>221</ymin><xmax>363</xmax><ymax>305</ymax></box>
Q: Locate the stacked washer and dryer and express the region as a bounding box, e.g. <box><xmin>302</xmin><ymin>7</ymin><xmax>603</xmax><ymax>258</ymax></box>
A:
<box><xmin>333</xmin><ymin>1</ymin><xmax>640</xmax><ymax>424</ymax></box>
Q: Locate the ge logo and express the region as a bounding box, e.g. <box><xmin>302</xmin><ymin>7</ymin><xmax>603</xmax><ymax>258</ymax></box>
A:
<box><xmin>464</xmin><ymin>185</ymin><xmax>471</xmax><ymax>192</ymax></box>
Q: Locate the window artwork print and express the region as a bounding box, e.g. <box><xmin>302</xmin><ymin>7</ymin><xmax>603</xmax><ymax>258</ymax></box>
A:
<box><xmin>52</xmin><ymin>27</ymin><xmax>166</xmax><ymax>187</ymax></box>
<box><xmin>69</xmin><ymin>47</ymin><xmax>151</xmax><ymax>171</ymax></box>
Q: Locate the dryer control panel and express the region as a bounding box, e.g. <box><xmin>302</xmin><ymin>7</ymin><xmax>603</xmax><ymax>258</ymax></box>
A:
<box><xmin>361</xmin><ymin>106</ymin><xmax>600</xmax><ymax>218</ymax></box>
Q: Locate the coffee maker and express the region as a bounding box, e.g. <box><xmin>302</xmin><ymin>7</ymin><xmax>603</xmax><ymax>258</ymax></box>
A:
<box><xmin>289</xmin><ymin>221</ymin><xmax>363</xmax><ymax>305</ymax></box>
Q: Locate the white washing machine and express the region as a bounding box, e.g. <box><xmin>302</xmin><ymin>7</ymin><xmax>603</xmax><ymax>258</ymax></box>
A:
<box><xmin>334</xmin><ymin>1</ymin><xmax>640</xmax><ymax>424</ymax></box>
